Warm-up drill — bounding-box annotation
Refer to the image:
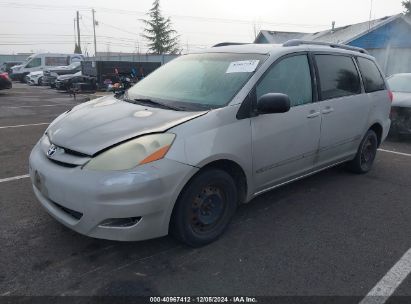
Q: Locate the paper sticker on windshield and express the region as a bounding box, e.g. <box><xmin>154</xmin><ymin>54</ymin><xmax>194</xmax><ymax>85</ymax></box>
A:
<box><xmin>226</xmin><ymin>60</ymin><xmax>259</xmax><ymax>74</ymax></box>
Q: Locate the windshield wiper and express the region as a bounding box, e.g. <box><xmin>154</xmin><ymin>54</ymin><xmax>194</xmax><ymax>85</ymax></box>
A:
<box><xmin>130</xmin><ymin>98</ymin><xmax>183</xmax><ymax>111</ymax></box>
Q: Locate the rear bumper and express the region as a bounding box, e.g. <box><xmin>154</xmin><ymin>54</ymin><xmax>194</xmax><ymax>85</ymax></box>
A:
<box><xmin>0</xmin><ymin>78</ymin><xmax>12</xmax><ymax>90</ymax></box>
<box><xmin>390</xmin><ymin>107</ymin><xmax>411</xmax><ymax>135</ymax></box>
<box><xmin>29</xmin><ymin>141</ymin><xmax>198</xmax><ymax>241</ymax></box>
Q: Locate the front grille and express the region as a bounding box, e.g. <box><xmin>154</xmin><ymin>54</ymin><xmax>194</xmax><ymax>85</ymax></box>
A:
<box><xmin>48</xmin><ymin>158</ymin><xmax>78</xmax><ymax>168</ymax></box>
<box><xmin>52</xmin><ymin>201</ymin><xmax>83</xmax><ymax>220</ymax></box>
<box><xmin>63</xmin><ymin>148</ymin><xmax>90</xmax><ymax>158</ymax></box>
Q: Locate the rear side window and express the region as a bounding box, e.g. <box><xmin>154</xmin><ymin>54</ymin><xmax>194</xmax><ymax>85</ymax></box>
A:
<box><xmin>45</xmin><ymin>57</ymin><xmax>69</xmax><ymax>66</ymax></box>
<box><xmin>315</xmin><ymin>55</ymin><xmax>361</xmax><ymax>100</ymax></box>
<box><xmin>256</xmin><ymin>54</ymin><xmax>313</xmax><ymax>107</ymax></box>
<box><xmin>357</xmin><ymin>57</ymin><xmax>386</xmax><ymax>93</ymax></box>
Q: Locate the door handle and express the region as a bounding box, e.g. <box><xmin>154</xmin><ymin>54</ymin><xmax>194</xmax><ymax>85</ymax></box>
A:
<box><xmin>307</xmin><ymin>111</ymin><xmax>321</xmax><ymax>119</ymax></box>
<box><xmin>322</xmin><ymin>107</ymin><xmax>334</xmax><ymax>114</ymax></box>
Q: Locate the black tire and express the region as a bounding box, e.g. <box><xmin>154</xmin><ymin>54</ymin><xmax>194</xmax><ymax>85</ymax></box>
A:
<box><xmin>170</xmin><ymin>169</ymin><xmax>238</xmax><ymax>247</ymax></box>
<box><xmin>347</xmin><ymin>130</ymin><xmax>378</xmax><ymax>174</ymax></box>
<box><xmin>38</xmin><ymin>77</ymin><xmax>43</xmax><ymax>86</ymax></box>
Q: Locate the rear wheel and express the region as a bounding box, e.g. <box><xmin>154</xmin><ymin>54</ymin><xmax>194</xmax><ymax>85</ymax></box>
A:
<box><xmin>347</xmin><ymin>130</ymin><xmax>378</xmax><ymax>174</ymax></box>
<box><xmin>170</xmin><ymin>169</ymin><xmax>237</xmax><ymax>247</ymax></box>
<box><xmin>38</xmin><ymin>77</ymin><xmax>43</xmax><ymax>86</ymax></box>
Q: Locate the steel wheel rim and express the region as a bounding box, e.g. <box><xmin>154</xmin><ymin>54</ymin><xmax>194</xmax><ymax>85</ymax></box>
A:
<box><xmin>189</xmin><ymin>185</ymin><xmax>226</xmax><ymax>235</ymax></box>
<box><xmin>360</xmin><ymin>136</ymin><xmax>376</xmax><ymax>169</ymax></box>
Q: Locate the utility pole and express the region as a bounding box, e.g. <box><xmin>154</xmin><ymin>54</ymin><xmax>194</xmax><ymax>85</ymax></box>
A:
<box><xmin>92</xmin><ymin>9</ymin><xmax>98</xmax><ymax>57</ymax></box>
<box><xmin>76</xmin><ymin>11</ymin><xmax>82</xmax><ymax>53</ymax></box>
<box><xmin>73</xmin><ymin>18</ymin><xmax>77</xmax><ymax>45</ymax></box>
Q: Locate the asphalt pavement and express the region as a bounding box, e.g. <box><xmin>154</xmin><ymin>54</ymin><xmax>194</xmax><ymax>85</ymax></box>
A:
<box><xmin>0</xmin><ymin>84</ymin><xmax>410</xmax><ymax>302</ymax></box>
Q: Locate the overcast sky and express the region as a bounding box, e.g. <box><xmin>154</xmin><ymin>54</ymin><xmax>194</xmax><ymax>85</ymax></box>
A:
<box><xmin>0</xmin><ymin>0</ymin><xmax>405</xmax><ymax>55</ymax></box>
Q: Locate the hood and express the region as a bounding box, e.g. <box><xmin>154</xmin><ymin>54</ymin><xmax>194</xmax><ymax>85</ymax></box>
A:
<box><xmin>392</xmin><ymin>92</ymin><xmax>411</xmax><ymax>108</ymax></box>
<box><xmin>47</xmin><ymin>96</ymin><xmax>207</xmax><ymax>155</ymax></box>
<box><xmin>11</xmin><ymin>65</ymin><xmax>23</xmax><ymax>72</ymax></box>
<box><xmin>28</xmin><ymin>71</ymin><xmax>43</xmax><ymax>77</ymax></box>
<box><xmin>57</xmin><ymin>73</ymin><xmax>76</xmax><ymax>81</ymax></box>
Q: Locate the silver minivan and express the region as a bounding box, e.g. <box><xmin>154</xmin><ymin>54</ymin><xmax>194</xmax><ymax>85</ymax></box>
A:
<box><xmin>29</xmin><ymin>41</ymin><xmax>391</xmax><ymax>247</ymax></box>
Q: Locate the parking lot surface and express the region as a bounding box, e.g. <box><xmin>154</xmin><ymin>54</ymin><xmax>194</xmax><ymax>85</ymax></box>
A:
<box><xmin>0</xmin><ymin>84</ymin><xmax>410</xmax><ymax>300</ymax></box>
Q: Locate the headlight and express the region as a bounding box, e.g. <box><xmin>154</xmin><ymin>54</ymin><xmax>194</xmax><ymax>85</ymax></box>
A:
<box><xmin>84</xmin><ymin>133</ymin><xmax>176</xmax><ymax>171</ymax></box>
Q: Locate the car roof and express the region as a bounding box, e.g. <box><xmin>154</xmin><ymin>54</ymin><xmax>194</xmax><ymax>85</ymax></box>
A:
<box><xmin>198</xmin><ymin>43</ymin><xmax>374</xmax><ymax>60</ymax></box>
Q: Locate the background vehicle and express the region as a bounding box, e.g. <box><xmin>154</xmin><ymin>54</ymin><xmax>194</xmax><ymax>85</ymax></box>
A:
<box><xmin>387</xmin><ymin>73</ymin><xmax>411</xmax><ymax>136</ymax></box>
<box><xmin>1</xmin><ymin>61</ymin><xmax>23</xmax><ymax>74</ymax></box>
<box><xmin>55</xmin><ymin>71</ymin><xmax>96</xmax><ymax>92</ymax></box>
<box><xmin>0</xmin><ymin>72</ymin><xmax>12</xmax><ymax>90</ymax></box>
<box><xmin>26</xmin><ymin>71</ymin><xmax>44</xmax><ymax>86</ymax></box>
<box><xmin>42</xmin><ymin>62</ymin><xmax>82</xmax><ymax>87</ymax></box>
<box><xmin>11</xmin><ymin>53</ymin><xmax>84</xmax><ymax>82</ymax></box>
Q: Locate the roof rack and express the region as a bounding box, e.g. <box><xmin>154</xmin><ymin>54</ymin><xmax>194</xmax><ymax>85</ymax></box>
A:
<box><xmin>213</xmin><ymin>42</ymin><xmax>249</xmax><ymax>47</ymax></box>
<box><xmin>283</xmin><ymin>39</ymin><xmax>369</xmax><ymax>54</ymax></box>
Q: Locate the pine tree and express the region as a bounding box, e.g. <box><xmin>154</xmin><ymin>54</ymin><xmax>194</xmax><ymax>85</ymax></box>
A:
<box><xmin>142</xmin><ymin>0</ymin><xmax>180</xmax><ymax>54</ymax></box>
<box><xmin>403</xmin><ymin>0</ymin><xmax>411</xmax><ymax>16</ymax></box>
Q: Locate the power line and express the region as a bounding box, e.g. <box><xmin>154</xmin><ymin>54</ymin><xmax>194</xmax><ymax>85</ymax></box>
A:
<box><xmin>0</xmin><ymin>1</ymin><xmax>329</xmax><ymax>29</ymax></box>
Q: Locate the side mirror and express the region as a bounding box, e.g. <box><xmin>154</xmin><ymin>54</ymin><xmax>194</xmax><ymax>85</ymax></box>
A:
<box><xmin>257</xmin><ymin>93</ymin><xmax>291</xmax><ymax>114</ymax></box>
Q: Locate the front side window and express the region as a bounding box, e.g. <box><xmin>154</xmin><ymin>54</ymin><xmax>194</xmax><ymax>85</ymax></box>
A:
<box><xmin>256</xmin><ymin>54</ymin><xmax>313</xmax><ymax>107</ymax></box>
<box><xmin>127</xmin><ymin>53</ymin><xmax>268</xmax><ymax>110</ymax></box>
<box><xmin>357</xmin><ymin>57</ymin><xmax>386</xmax><ymax>93</ymax></box>
<box><xmin>26</xmin><ymin>58</ymin><xmax>41</xmax><ymax>68</ymax></box>
<box><xmin>315</xmin><ymin>55</ymin><xmax>361</xmax><ymax>100</ymax></box>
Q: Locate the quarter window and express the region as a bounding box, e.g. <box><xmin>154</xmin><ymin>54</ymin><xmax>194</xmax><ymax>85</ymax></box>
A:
<box><xmin>256</xmin><ymin>55</ymin><xmax>313</xmax><ymax>107</ymax></box>
<box><xmin>357</xmin><ymin>57</ymin><xmax>386</xmax><ymax>93</ymax></box>
<box><xmin>315</xmin><ymin>55</ymin><xmax>361</xmax><ymax>100</ymax></box>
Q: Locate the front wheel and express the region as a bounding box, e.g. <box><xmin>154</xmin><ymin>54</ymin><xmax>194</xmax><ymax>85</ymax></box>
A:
<box><xmin>347</xmin><ymin>130</ymin><xmax>378</xmax><ymax>174</ymax></box>
<box><xmin>170</xmin><ymin>169</ymin><xmax>238</xmax><ymax>247</ymax></box>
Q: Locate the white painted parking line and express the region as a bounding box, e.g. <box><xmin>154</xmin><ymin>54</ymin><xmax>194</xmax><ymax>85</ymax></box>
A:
<box><xmin>6</xmin><ymin>104</ymin><xmax>76</xmax><ymax>109</ymax></box>
<box><xmin>378</xmin><ymin>149</ymin><xmax>411</xmax><ymax>158</ymax></box>
<box><xmin>0</xmin><ymin>122</ymin><xmax>49</xmax><ymax>129</ymax></box>
<box><xmin>359</xmin><ymin>248</ymin><xmax>411</xmax><ymax>304</ymax></box>
<box><xmin>0</xmin><ymin>174</ymin><xmax>29</xmax><ymax>183</ymax></box>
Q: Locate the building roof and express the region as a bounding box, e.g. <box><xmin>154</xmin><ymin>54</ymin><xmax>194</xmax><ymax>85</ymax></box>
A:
<box><xmin>301</xmin><ymin>14</ymin><xmax>406</xmax><ymax>44</ymax></box>
<box><xmin>254</xmin><ymin>30</ymin><xmax>307</xmax><ymax>44</ymax></box>
<box><xmin>255</xmin><ymin>14</ymin><xmax>411</xmax><ymax>49</ymax></box>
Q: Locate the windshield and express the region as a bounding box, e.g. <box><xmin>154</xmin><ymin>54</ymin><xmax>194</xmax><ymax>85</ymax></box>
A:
<box><xmin>127</xmin><ymin>53</ymin><xmax>268</xmax><ymax>110</ymax></box>
<box><xmin>388</xmin><ymin>74</ymin><xmax>411</xmax><ymax>93</ymax></box>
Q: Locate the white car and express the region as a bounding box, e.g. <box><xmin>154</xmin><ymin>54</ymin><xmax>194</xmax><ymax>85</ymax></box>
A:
<box><xmin>26</xmin><ymin>71</ymin><xmax>44</xmax><ymax>86</ymax></box>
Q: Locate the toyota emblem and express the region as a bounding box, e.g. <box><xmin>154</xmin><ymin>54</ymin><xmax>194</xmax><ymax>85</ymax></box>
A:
<box><xmin>47</xmin><ymin>144</ymin><xmax>58</xmax><ymax>157</ymax></box>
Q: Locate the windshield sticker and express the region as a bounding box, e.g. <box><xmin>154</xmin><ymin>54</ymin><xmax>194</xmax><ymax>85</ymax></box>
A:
<box><xmin>226</xmin><ymin>60</ymin><xmax>259</xmax><ymax>74</ymax></box>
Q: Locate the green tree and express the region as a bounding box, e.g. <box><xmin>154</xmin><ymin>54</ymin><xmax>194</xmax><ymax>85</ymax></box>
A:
<box><xmin>74</xmin><ymin>43</ymin><xmax>82</xmax><ymax>54</ymax></box>
<box><xmin>403</xmin><ymin>0</ymin><xmax>411</xmax><ymax>16</ymax></box>
<box><xmin>142</xmin><ymin>0</ymin><xmax>180</xmax><ymax>54</ymax></box>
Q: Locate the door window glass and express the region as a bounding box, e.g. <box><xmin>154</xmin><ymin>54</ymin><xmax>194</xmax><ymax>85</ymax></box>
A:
<box><xmin>256</xmin><ymin>55</ymin><xmax>313</xmax><ymax>107</ymax></box>
<box><xmin>315</xmin><ymin>55</ymin><xmax>361</xmax><ymax>100</ymax></box>
<box><xmin>357</xmin><ymin>57</ymin><xmax>386</xmax><ymax>93</ymax></box>
<box><xmin>26</xmin><ymin>58</ymin><xmax>41</xmax><ymax>68</ymax></box>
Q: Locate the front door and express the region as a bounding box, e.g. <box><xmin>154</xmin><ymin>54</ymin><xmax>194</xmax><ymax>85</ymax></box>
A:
<box><xmin>251</xmin><ymin>54</ymin><xmax>322</xmax><ymax>193</ymax></box>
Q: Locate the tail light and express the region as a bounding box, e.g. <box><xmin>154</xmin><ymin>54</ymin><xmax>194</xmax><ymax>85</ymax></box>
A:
<box><xmin>388</xmin><ymin>90</ymin><xmax>393</xmax><ymax>102</ymax></box>
<box><xmin>0</xmin><ymin>72</ymin><xmax>10</xmax><ymax>80</ymax></box>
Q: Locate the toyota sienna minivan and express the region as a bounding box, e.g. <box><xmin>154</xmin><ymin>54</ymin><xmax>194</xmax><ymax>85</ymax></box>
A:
<box><xmin>29</xmin><ymin>40</ymin><xmax>391</xmax><ymax>247</ymax></box>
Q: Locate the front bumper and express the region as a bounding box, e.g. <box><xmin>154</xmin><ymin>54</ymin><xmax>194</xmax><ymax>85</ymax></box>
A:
<box><xmin>29</xmin><ymin>142</ymin><xmax>198</xmax><ymax>241</ymax></box>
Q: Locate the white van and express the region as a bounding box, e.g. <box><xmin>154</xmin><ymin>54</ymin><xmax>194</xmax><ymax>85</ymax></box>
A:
<box><xmin>11</xmin><ymin>53</ymin><xmax>84</xmax><ymax>81</ymax></box>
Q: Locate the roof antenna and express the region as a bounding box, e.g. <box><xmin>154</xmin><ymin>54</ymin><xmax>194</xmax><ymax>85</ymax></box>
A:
<box><xmin>331</xmin><ymin>21</ymin><xmax>336</xmax><ymax>33</ymax></box>
<box><xmin>368</xmin><ymin>0</ymin><xmax>374</xmax><ymax>31</ymax></box>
